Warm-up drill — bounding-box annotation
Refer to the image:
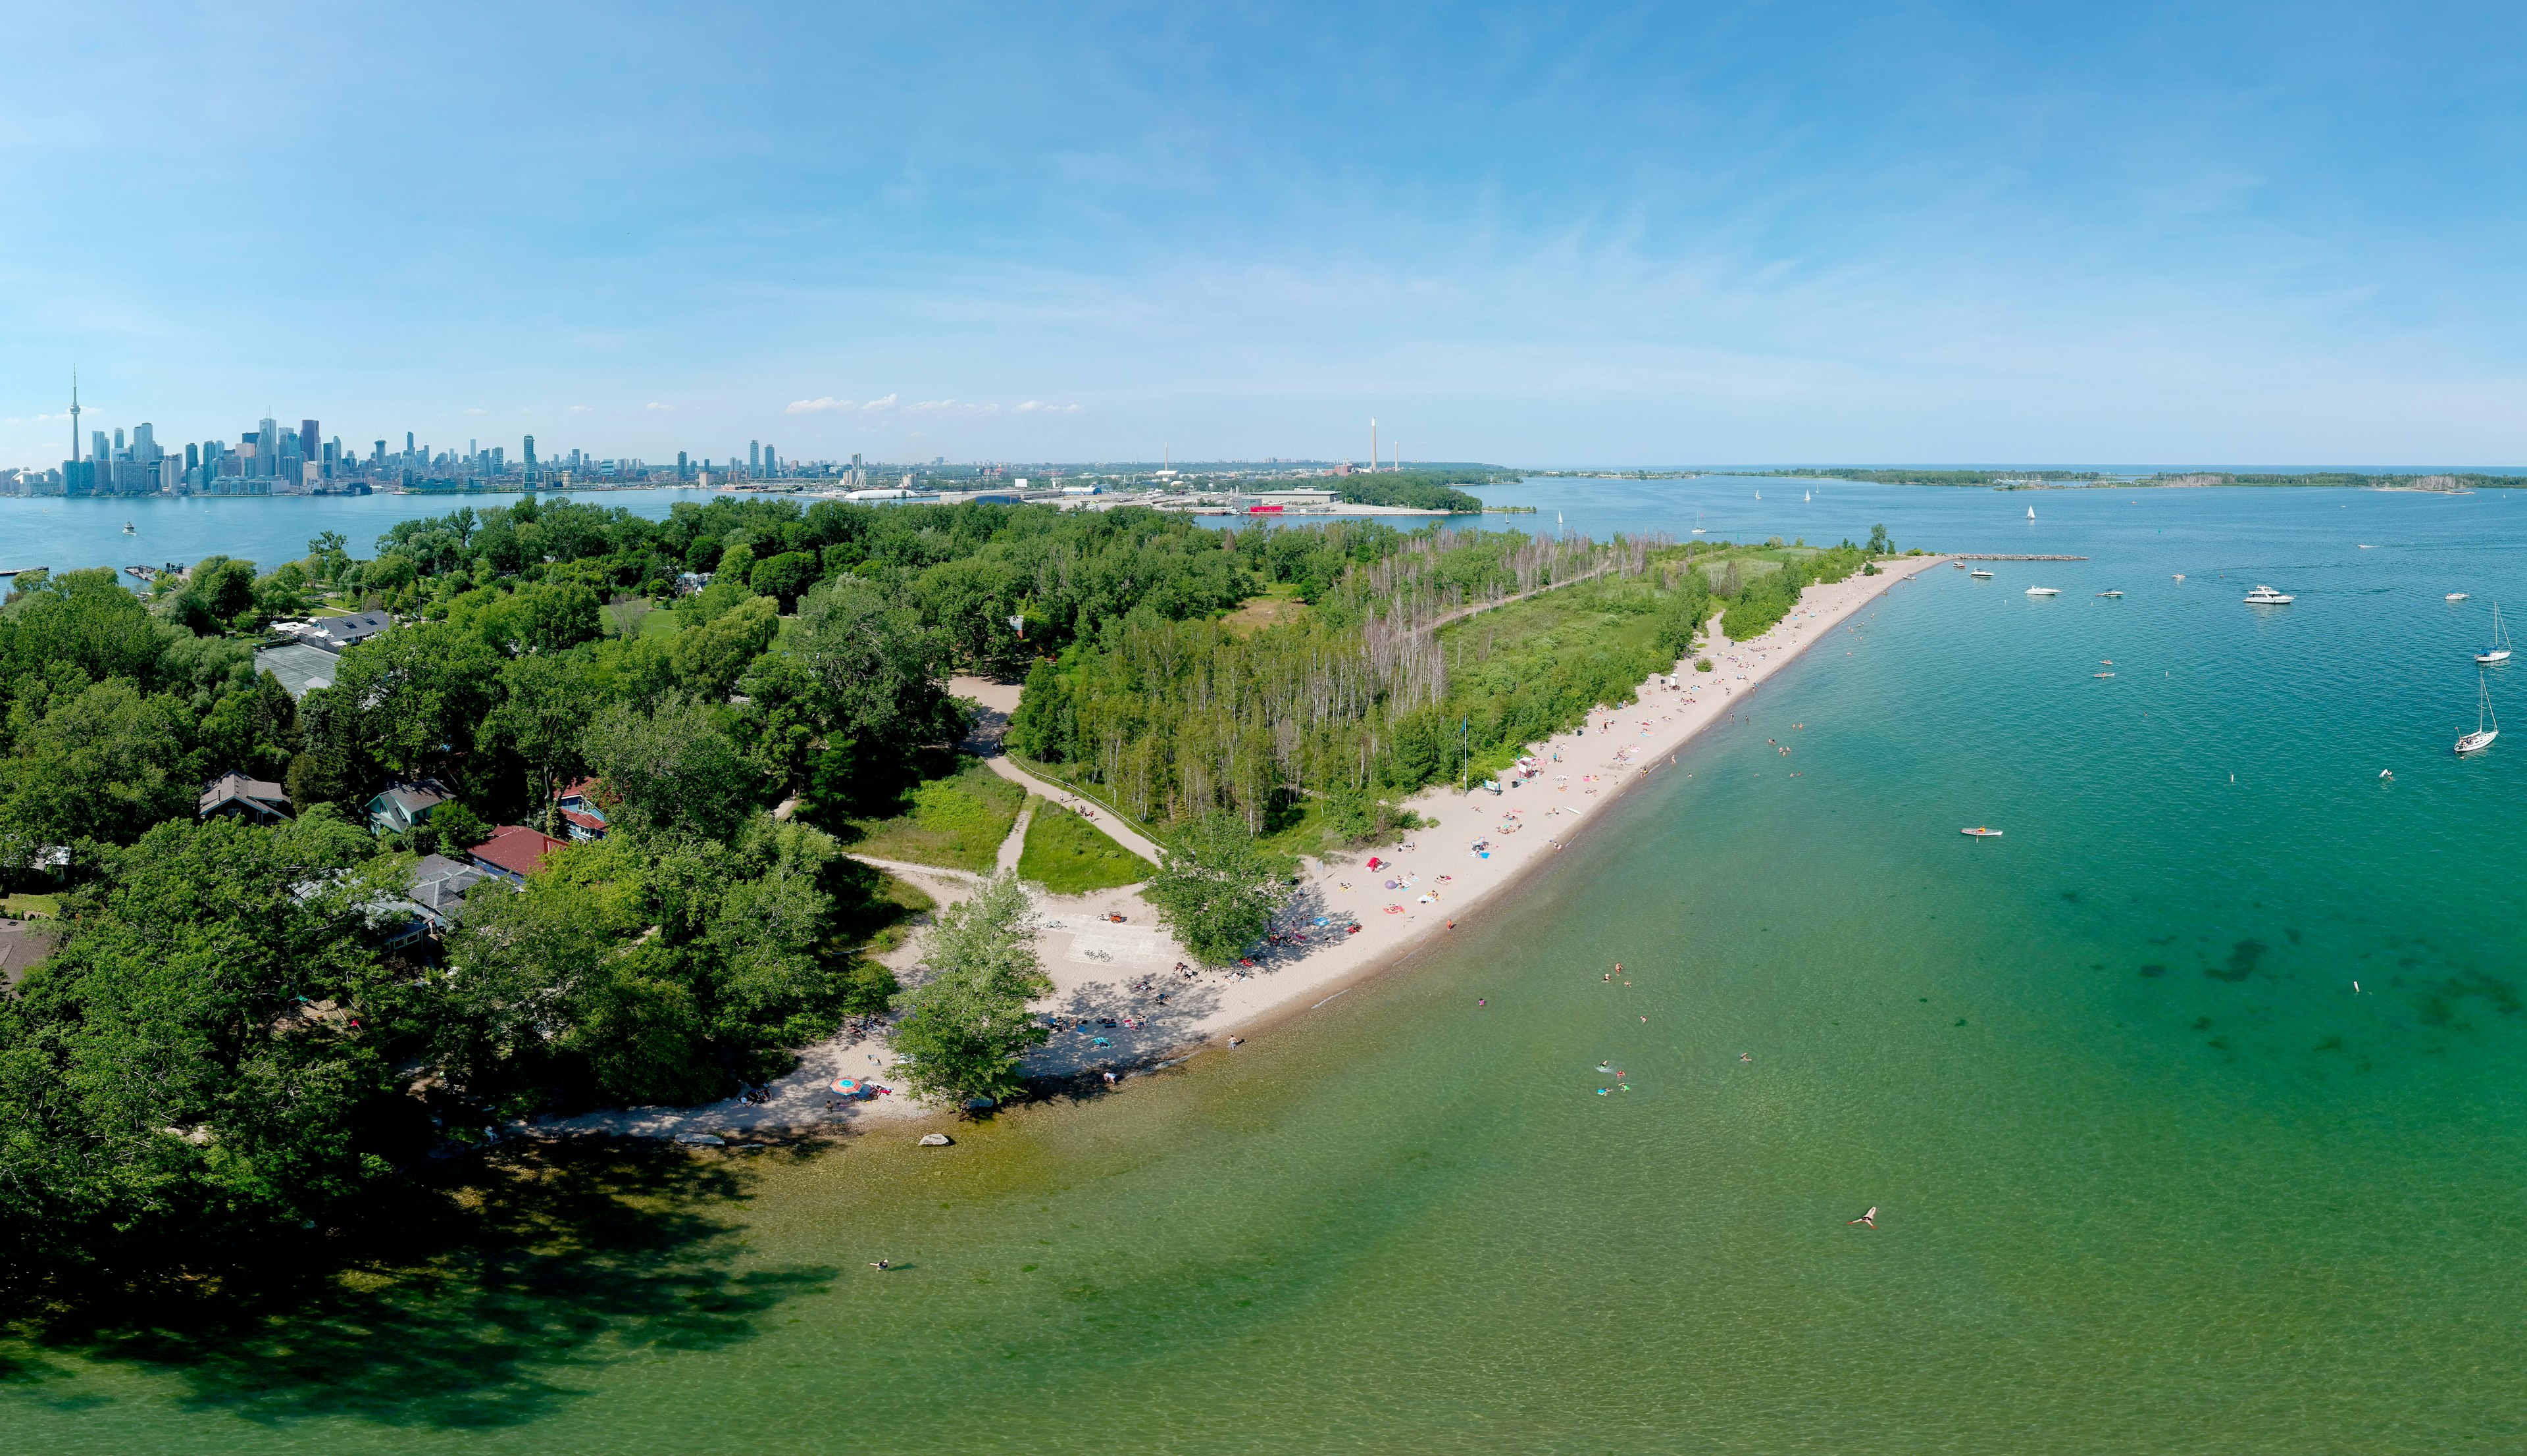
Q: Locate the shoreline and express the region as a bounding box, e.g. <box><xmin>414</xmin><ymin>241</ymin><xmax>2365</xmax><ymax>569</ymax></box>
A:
<box><xmin>524</xmin><ymin>553</ymin><xmax>1949</xmax><ymax>1145</ymax></box>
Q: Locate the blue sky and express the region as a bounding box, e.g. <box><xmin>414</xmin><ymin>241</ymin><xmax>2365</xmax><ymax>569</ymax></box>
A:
<box><xmin>5</xmin><ymin>1</ymin><xmax>2525</xmax><ymax>468</ymax></box>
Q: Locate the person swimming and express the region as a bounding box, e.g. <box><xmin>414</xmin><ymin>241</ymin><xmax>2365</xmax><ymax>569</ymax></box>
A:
<box><xmin>1739</xmin><ymin>1052</ymin><xmax>1752</xmax><ymax>1063</ymax></box>
<box><xmin>1848</xmin><ymin>1207</ymin><xmax>1877</xmax><ymax>1229</ymax></box>
<box><xmin>869</xmin><ymin>1258</ymin><xmax>892</xmax><ymax>1270</ymax></box>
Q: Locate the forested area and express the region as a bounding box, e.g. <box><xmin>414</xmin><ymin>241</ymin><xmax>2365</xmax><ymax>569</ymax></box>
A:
<box><xmin>0</xmin><ymin>491</ymin><xmax>1888</xmax><ymax>1288</ymax></box>
<box><xmin>1008</xmin><ymin>529</ymin><xmax>1878</xmax><ymax>841</ymax></box>
<box><xmin>1329</xmin><ymin>469</ymin><xmax>1502</xmax><ymax>512</ymax></box>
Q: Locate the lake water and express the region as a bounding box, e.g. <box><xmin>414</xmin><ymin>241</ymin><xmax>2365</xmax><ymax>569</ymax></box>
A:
<box><xmin>13</xmin><ymin>480</ymin><xmax>2527</xmax><ymax>1453</ymax></box>
<box><xmin>0</xmin><ymin>487</ymin><xmax>728</xmax><ymax>579</ymax></box>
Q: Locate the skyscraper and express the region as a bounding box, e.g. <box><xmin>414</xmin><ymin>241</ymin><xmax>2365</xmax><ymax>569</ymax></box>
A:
<box><xmin>523</xmin><ymin>435</ymin><xmax>536</xmax><ymax>468</ymax></box>
<box><xmin>301</xmin><ymin>420</ymin><xmax>319</xmax><ymax>460</ymax></box>
<box><xmin>259</xmin><ymin>417</ymin><xmax>280</xmax><ymax>478</ymax></box>
<box><xmin>676</xmin><ymin>450</ymin><xmax>688</xmax><ymax>478</ymax></box>
<box><xmin>749</xmin><ymin>441</ymin><xmax>761</xmax><ymax>474</ymax></box>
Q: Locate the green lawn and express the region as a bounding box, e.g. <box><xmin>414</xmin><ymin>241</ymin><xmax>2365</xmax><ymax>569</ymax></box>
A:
<box><xmin>844</xmin><ymin>759</ymin><xmax>1027</xmax><ymax>872</ymax></box>
<box><xmin>3</xmin><ymin>893</ymin><xmax>61</xmax><ymax>918</ymax></box>
<box><xmin>602</xmin><ymin>597</ymin><xmax>655</xmax><ymax>638</ymax></box>
<box><xmin>1017</xmin><ymin>799</ymin><xmax>1154</xmax><ymax>893</ymax></box>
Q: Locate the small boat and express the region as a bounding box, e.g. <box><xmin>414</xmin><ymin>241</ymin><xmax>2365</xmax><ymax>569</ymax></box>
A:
<box><xmin>2458</xmin><ymin>670</ymin><xmax>2499</xmax><ymax>754</ymax></box>
<box><xmin>2359</xmin><ymin>543</ymin><xmax>2374</xmax><ymax>549</ymax></box>
<box><xmin>2093</xmin><ymin>671</ymin><xmax>2116</xmax><ymax>678</ymax></box>
<box><xmin>2026</xmin><ymin>586</ymin><xmax>2060</xmax><ymax>597</ymax></box>
<box><xmin>2173</xmin><ymin>573</ymin><xmax>2185</xmax><ymax>581</ymax></box>
<box><xmin>1970</xmin><ymin>568</ymin><xmax>1995</xmax><ymax>578</ymax></box>
<box><xmin>121</xmin><ymin>521</ymin><xmax>136</xmax><ymax>535</ymax></box>
<box><xmin>2448</xmin><ymin>592</ymin><xmax>2469</xmax><ymax>602</ymax></box>
<box><xmin>2480</xmin><ymin>603</ymin><xmax>2513</xmax><ymax>665</ymax></box>
<box><xmin>2242</xmin><ymin>584</ymin><xmax>2293</xmax><ymax>605</ymax></box>
<box><xmin>2096</xmin><ymin>590</ymin><xmax>2123</xmax><ymax>597</ymax></box>
<box><xmin>1960</xmin><ymin>826</ymin><xmax>2003</xmax><ymax>838</ymax></box>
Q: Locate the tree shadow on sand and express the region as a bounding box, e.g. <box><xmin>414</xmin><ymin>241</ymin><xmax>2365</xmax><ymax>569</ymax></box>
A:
<box><xmin>1</xmin><ymin>1140</ymin><xmax>835</xmax><ymax>1430</ymax></box>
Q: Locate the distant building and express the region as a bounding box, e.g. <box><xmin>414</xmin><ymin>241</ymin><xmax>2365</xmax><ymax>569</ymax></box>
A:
<box><xmin>467</xmin><ymin>825</ymin><xmax>567</xmax><ymax>883</ymax></box>
<box><xmin>199</xmin><ymin>772</ymin><xmax>292</xmax><ymax>825</ymax></box>
<box><xmin>553</xmin><ymin>778</ymin><xmax>609</xmax><ymax>840</ymax></box>
<box><xmin>367</xmin><ymin>780</ymin><xmax>450</xmax><ymax>836</ymax></box>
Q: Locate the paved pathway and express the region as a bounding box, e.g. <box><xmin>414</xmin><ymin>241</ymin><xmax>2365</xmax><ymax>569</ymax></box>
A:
<box><xmin>979</xmin><ymin>756</ymin><xmax>1164</xmax><ymax>864</ymax></box>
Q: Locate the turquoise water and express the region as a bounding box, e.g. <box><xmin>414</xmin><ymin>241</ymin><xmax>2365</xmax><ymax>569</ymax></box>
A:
<box><xmin>13</xmin><ymin>484</ymin><xmax>2527</xmax><ymax>1452</ymax></box>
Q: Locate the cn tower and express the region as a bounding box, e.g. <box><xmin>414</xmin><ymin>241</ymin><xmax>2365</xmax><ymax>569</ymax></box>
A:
<box><xmin>69</xmin><ymin>372</ymin><xmax>80</xmax><ymax>463</ymax></box>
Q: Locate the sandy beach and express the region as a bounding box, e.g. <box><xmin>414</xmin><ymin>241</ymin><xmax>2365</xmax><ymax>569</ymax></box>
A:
<box><xmin>528</xmin><ymin>553</ymin><xmax>1948</xmax><ymax>1142</ymax></box>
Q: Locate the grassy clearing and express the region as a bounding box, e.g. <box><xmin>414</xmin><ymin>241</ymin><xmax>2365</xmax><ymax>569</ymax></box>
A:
<box><xmin>638</xmin><ymin>607</ymin><xmax>683</xmax><ymax>641</ymax></box>
<box><xmin>602</xmin><ymin>597</ymin><xmax>654</xmax><ymax>638</ymax></box>
<box><xmin>1017</xmin><ymin>799</ymin><xmax>1154</xmax><ymax>893</ymax></box>
<box><xmin>1219</xmin><ymin>584</ymin><xmax>1309</xmax><ymax>639</ymax></box>
<box><xmin>3</xmin><ymin>893</ymin><xmax>61</xmax><ymax>918</ymax></box>
<box><xmin>844</xmin><ymin>758</ymin><xmax>1027</xmax><ymax>872</ymax></box>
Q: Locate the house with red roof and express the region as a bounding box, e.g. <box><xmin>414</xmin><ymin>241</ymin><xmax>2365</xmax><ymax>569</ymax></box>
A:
<box><xmin>552</xmin><ymin>777</ymin><xmax>610</xmax><ymax>841</ymax></box>
<box><xmin>466</xmin><ymin>824</ymin><xmax>568</xmax><ymax>884</ymax></box>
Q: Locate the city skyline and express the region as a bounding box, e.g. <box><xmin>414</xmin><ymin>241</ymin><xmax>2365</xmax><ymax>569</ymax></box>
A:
<box><xmin>7</xmin><ymin>4</ymin><xmax>2527</xmax><ymax>466</ymax></box>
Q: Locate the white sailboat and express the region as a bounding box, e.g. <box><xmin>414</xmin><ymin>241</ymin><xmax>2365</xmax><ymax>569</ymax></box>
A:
<box><xmin>2478</xmin><ymin>603</ymin><xmax>2512</xmax><ymax>665</ymax></box>
<box><xmin>2459</xmin><ymin>670</ymin><xmax>2499</xmax><ymax>754</ymax></box>
<box><xmin>2026</xmin><ymin>505</ymin><xmax>2035</xmax><ymax>521</ymax></box>
<box><xmin>1804</xmin><ymin>490</ymin><xmax>1812</xmax><ymax>502</ymax></box>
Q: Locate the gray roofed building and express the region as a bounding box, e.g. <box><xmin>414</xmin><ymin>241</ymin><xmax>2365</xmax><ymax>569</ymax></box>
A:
<box><xmin>0</xmin><ymin>918</ymin><xmax>64</xmax><ymax>991</ymax></box>
<box><xmin>367</xmin><ymin>779</ymin><xmax>449</xmax><ymax>836</ymax></box>
<box><xmin>255</xmin><ymin>642</ymin><xmax>342</xmax><ymax>699</ymax></box>
<box><xmin>379</xmin><ymin>853</ymin><xmax>490</xmax><ymax>951</ymax></box>
<box><xmin>305</xmin><ymin>610</ymin><xmax>392</xmax><ymax>653</ymax></box>
<box><xmin>199</xmin><ymin>771</ymin><xmax>292</xmax><ymax>824</ymax></box>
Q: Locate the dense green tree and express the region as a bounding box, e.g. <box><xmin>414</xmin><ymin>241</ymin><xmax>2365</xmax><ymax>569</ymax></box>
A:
<box><xmin>790</xmin><ymin>577</ymin><xmax>961</xmax><ymax>756</ymax></box>
<box><xmin>1144</xmin><ymin>815</ymin><xmax>1292</xmax><ymax>965</ymax></box>
<box><xmin>0</xmin><ymin>678</ymin><xmax>190</xmax><ymax>849</ymax></box>
<box><xmin>193</xmin><ymin>669</ymin><xmax>301</xmax><ymax>784</ymax></box>
<box><xmin>487</xmin><ymin>651</ymin><xmax>609</xmax><ymax>824</ymax></box>
<box><xmin>0</xmin><ymin>810</ymin><xmax>404</xmax><ymax>1272</ymax></box>
<box><xmin>671</xmin><ymin>595</ymin><xmax>780</xmax><ymax>701</ymax></box>
<box><xmin>580</xmin><ymin>695</ymin><xmax>761</xmax><ymax>841</ymax></box>
<box><xmin>889</xmin><ymin>872</ymin><xmax>1050</xmax><ymax>1105</ymax></box>
<box><xmin>170</xmin><ymin>555</ymin><xmax>260</xmax><ymax>634</ymax></box>
<box><xmin>749</xmin><ymin>551</ymin><xmax>817</xmax><ymax>611</ymax></box>
<box><xmin>1</xmin><ymin>568</ymin><xmax>172</xmax><ymax>684</ymax></box>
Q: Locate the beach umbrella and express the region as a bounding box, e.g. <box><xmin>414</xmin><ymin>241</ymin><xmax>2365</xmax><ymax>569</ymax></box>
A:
<box><xmin>831</xmin><ymin>1078</ymin><xmax>863</xmax><ymax>1093</ymax></box>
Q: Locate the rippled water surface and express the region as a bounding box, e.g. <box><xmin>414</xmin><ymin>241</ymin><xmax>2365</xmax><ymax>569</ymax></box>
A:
<box><xmin>14</xmin><ymin>481</ymin><xmax>2527</xmax><ymax>1453</ymax></box>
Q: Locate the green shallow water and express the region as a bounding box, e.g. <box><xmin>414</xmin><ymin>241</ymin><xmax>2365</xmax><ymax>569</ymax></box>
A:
<box><xmin>15</xmin><ymin>486</ymin><xmax>2527</xmax><ymax>1453</ymax></box>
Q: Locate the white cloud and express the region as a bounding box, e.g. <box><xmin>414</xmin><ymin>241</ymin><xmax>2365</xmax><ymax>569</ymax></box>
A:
<box><xmin>569</xmin><ymin>405</ymin><xmax>594</xmax><ymax>413</ymax></box>
<box><xmin>861</xmin><ymin>393</ymin><xmax>898</xmax><ymax>413</ymax></box>
<box><xmin>463</xmin><ymin>407</ymin><xmax>487</xmax><ymax>414</ymax></box>
<box><xmin>786</xmin><ymin>396</ymin><xmax>852</xmax><ymax>414</ymax></box>
<box><xmin>644</xmin><ymin>401</ymin><xmax>675</xmax><ymax>412</ymax></box>
<box><xmin>1016</xmin><ymin>400</ymin><xmax>1081</xmax><ymax>414</ymax></box>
